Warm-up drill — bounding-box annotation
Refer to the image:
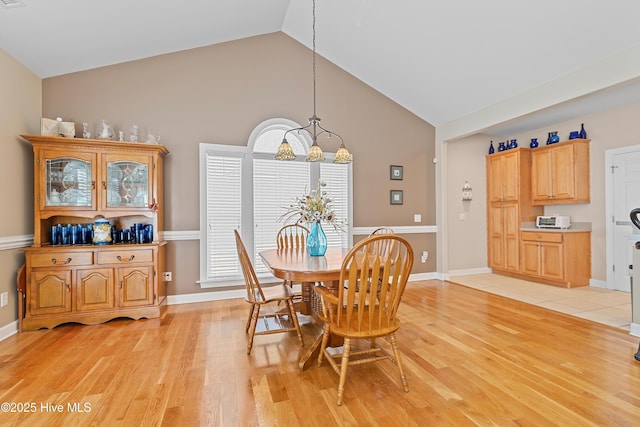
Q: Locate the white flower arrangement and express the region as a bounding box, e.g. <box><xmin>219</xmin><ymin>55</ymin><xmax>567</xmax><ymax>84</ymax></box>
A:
<box><xmin>280</xmin><ymin>180</ymin><xmax>347</xmax><ymax>232</ymax></box>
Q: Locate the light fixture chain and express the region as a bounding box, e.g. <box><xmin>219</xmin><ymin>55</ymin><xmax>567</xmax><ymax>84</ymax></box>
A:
<box><xmin>312</xmin><ymin>0</ymin><xmax>317</xmax><ymax>119</ymax></box>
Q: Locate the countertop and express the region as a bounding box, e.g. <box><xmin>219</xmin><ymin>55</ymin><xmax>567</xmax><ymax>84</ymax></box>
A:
<box><xmin>520</xmin><ymin>222</ymin><xmax>592</xmax><ymax>233</ymax></box>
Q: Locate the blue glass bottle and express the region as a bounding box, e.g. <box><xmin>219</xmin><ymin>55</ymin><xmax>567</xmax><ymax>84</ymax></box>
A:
<box><xmin>489</xmin><ymin>141</ymin><xmax>495</xmax><ymax>154</ymax></box>
<box><xmin>579</xmin><ymin>123</ymin><xmax>587</xmax><ymax>139</ymax></box>
<box><xmin>530</xmin><ymin>138</ymin><xmax>538</xmax><ymax>148</ymax></box>
<box><xmin>498</xmin><ymin>142</ymin><xmax>506</xmax><ymax>152</ymax></box>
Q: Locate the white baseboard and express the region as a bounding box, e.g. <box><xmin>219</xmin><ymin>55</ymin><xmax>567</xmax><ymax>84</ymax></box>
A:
<box><xmin>589</xmin><ymin>278</ymin><xmax>608</xmax><ymax>289</ymax></box>
<box><xmin>408</xmin><ymin>272</ymin><xmax>440</xmax><ymax>281</ymax></box>
<box><xmin>630</xmin><ymin>322</ymin><xmax>640</xmax><ymax>338</ymax></box>
<box><xmin>444</xmin><ymin>267</ymin><xmax>492</xmax><ymax>280</ymax></box>
<box><xmin>167</xmin><ymin>289</ymin><xmax>245</xmax><ymax>305</ymax></box>
<box><xmin>0</xmin><ymin>320</ymin><xmax>18</xmax><ymax>342</ymax></box>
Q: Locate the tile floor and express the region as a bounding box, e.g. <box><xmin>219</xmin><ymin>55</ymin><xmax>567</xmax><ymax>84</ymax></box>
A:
<box><xmin>447</xmin><ymin>273</ymin><xmax>632</xmax><ymax>331</ymax></box>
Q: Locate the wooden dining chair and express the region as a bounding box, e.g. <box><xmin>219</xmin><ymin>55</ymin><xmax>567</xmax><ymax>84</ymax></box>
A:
<box><xmin>276</xmin><ymin>223</ymin><xmax>309</xmax><ymax>250</ymax></box>
<box><xmin>234</xmin><ymin>230</ymin><xmax>304</xmax><ymax>354</ymax></box>
<box><xmin>368</xmin><ymin>226</ymin><xmax>396</xmax><ymax>257</ymax></box>
<box><xmin>314</xmin><ymin>234</ymin><xmax>414</xmax><ymax>405</ymax></box>
<box><xmin>276</xmin><ymin>224</ymin><xmax>310</xmax><ymax>298</ymax></box>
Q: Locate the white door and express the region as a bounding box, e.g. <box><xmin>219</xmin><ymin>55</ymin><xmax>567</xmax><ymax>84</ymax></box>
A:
<box><xmin>612</xmin><ymin>149</ymin><xmax>640</xmax><ymax>292</ymax></box>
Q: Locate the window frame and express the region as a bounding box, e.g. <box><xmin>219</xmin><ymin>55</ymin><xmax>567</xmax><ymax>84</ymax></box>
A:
<box><xmin>199</xmin><ymin>118</ymin><xmax>353</xmax><ymax>288</ymax></box>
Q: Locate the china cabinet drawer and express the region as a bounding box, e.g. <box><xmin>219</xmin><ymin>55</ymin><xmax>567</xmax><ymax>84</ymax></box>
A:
<box><xmin>30</xmin><ymin>251</ymin><xmax>94</xmax><ymax>267</ymax></box>
<box><xmin>97</xmin><ymin>249</ymin><xmax>154</xmax><ymax>264</ymax></box>
<box><xmin>521</xmin><ymin>231</ymin><xmax>563</xmax><ymax>244</ymax></box>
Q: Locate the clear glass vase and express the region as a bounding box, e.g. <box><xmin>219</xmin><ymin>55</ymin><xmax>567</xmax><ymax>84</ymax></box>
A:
<box><xmin>307</xmin><ymin>221</ymin><xmax>327</xmax><ymax>256</ymax></box>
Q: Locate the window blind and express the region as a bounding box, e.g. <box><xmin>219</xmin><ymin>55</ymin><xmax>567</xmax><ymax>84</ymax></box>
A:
<box><xmin>205</xmin><ymin>153</ymin><xmax>243</xmax><ymax>281</ymax></box>
<box><xmin>253</xmin><ymin>158</ymin><xmax>310</xmax><ymax>273</ymax></box>
<box><xmin>320</xmin><ymin>162</ymin><xmax>349</xmax><ymax>247</ymax></box>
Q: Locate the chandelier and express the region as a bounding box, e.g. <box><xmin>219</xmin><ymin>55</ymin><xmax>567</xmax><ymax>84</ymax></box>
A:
<box><xmin>275</xmin><ymin>0</ymin><xmax>352</xmax><ymax>164</ymax></box>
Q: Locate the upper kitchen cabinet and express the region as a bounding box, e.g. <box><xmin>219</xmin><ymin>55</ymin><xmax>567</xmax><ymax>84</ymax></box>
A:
<box><xmin>487</xmin><ymin>150</ymin><xmax>520</xmax><ymax>202</ymax></box>
<box><xmin>530</xmin><ymin>139</ymin><xmax>590</xmax><ymax>205</ymax></box>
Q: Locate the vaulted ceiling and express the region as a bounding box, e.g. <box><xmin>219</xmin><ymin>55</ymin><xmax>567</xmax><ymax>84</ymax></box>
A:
<box><xmin>2</xmin><ymin>0</ymin><xmax>640</xmax><ymax>136</ymax></box>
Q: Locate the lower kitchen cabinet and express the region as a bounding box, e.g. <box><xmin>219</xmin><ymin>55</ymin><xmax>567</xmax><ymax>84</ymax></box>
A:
<box><xmin>21</xmin><ymin>243</ymin><xmax>166</xmax><ymax>331</ymax></box>
<box><xmin>519</xmin><ymin>230</ymin><xmax>591</xmax><ymax>288</ymax></box>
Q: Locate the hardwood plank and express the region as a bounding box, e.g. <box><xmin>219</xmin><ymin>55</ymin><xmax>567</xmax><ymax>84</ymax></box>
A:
<box><xmin>0</xmin><ymin>280</ymin><xmax>639</xmax><ymax>426</ymax></box>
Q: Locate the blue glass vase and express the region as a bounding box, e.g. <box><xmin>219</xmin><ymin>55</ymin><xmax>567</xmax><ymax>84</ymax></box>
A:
<box><xmin>307</xmin><ymin>221</ymin><xmax>327</xmax><ymax>256</ymax></box>
<box><xmin>579</xmin><ymin>123</ymin><xmax>587</xmax><ymax>139</ymax></box>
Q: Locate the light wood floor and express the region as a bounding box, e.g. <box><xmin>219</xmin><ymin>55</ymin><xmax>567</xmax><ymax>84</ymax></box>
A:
<box><xmin>1</xmin><ymin>279</ymin><xmax>639</xmax><ymax>426</ymax></box>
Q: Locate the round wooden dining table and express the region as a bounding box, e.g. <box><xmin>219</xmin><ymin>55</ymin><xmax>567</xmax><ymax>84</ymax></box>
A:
<box><xmin>259</xmin><ymin>246</ymin><xmax>350</xmax><ymax>313</ymax></box>
<box><xmin>259</xmin><ymin>246</ymin><xmax>351</xmax><ymax>369</ymax></box>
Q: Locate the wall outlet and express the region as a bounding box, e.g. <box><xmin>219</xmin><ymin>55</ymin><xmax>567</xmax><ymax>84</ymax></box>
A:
<box><xmin>421</xmin><ymin>251</ymin><xmax>429</xmax><ymax>263</ymax></box>
<box><xmin>163</xmin><ymin>272</ymin><xmax>172</xmax><ymax>282</ymax></box>
<box><xmin>0</xmin><ymin>292</ymin><xmax>8</xmax><ymax>307</ymax></box>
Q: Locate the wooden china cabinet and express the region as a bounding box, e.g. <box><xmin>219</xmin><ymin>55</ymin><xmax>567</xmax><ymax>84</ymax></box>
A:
<box><xmin>19</xmin><ymin>135</ymin><xmax>169</xmax><ymax>331</ymax></box>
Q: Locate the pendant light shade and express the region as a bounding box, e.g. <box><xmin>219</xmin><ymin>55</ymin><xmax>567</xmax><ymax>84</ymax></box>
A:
<box><xmin>275</xmin><ymin>0</ymin><xmax>351</xmax><ymax>164</ymax></box>
<box><xmin>275</xmin><ymin>138</ymin><xmax>296</xmax><ymax>161</ymax></box>
<box><xmin>333</xmin><ymin>142</ymin><xmax>351</xmax><ymax>164</ymax></box>
<box><xmin>307</xmin><ymin>141</ymin><xmax>326</xmax><ymax>162</ymax></box>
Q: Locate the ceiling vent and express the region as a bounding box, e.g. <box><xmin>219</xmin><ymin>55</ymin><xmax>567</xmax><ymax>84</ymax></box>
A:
<box><xmin>1</xmin><ymin>0</ymin><xmax>26</xmax><ymax>8</ymax></box>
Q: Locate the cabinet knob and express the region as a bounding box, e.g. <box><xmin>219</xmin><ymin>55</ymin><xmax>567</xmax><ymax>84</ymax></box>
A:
<box><xmin>66</xmin><ymin>283</ymin><xmax>70</xmax><ymax>291</ymax></box>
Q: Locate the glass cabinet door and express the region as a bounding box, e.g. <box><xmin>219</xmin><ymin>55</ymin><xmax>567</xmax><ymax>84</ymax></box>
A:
<box><xmin>44</xmin><ymin>155</ymin><xmax>93</xmax><ymax>208</ymax></box>
<box><xmin>105</xmin><ymin>157</ymin><xmax>150</xmax><ymax>209</ymax></box>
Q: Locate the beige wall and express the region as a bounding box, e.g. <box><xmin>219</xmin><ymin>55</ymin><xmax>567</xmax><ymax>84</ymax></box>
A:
<box><xmin>446</xmin><ymin>100</ymin><xmax>640</xmax><ymax>282</ymax></box>
<box><xmin>41</xmin><ymin>33</ymin><xmax>436</xmax><ymax>296</ymax></box>
<box><xmin>0</xmin><ymin>48</ymin><xmax>41</xmax><ymax>326</ymax></box>
<box><xmin>445</xmin><ymin>135</ymin><xmax>488</xmax><ymax>271</ymax></box>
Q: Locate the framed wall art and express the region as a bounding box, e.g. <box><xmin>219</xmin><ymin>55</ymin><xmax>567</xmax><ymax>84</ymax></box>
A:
<box><xmin>390</xmin><ymin>165</ymin><xmax>403</xmax><ymax>180</ymax></box>
<box><xmin>390</xmin><ymin>190</ymin><xmax>403</xmax><ymax>205</ymax></box>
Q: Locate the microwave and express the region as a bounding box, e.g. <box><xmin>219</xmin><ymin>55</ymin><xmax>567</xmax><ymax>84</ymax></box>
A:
<box><xmin>536</xmin><ymin>215</ymin><xmax>571</xmax><ymax>229</ymax></box>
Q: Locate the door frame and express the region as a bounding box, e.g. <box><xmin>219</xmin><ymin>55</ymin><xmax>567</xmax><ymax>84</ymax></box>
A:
<box><xmin>604</xmin><ymin>143</ymin><xmax>640</xmax><ymax>290</ymax></box>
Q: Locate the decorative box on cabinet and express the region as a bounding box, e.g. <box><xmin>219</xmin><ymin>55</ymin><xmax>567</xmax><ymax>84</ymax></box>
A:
<box><xmin>486</xmin><ymin>148</ymin><xmax>543</xmax><ymax>274</ymax></box>
<box><xmin>520</xmin><ymin>230</ymin><xmax>591</xmax><ymax>288</ymax></box>
<box><xmin>531</xmin><ymin>139</ymin><xmax>590</xmax><ymax>205</ymax></box>
<box><xmin>19</xmin><ymin>135</ymin><xmax>169</xmax><ymax>331</ymax></box>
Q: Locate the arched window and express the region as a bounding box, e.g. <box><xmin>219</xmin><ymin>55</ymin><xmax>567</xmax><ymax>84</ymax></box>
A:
<box><xmin>199</xmin><ymin>118</ymin><xmax>352</xmax><ymax>287</ymax></box>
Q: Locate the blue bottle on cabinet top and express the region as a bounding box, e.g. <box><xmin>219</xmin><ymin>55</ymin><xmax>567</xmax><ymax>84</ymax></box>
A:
<box><xmin>530</xmin><ymin>138</ymin><xmax>538</xmax><ymax>148</ymax></box>
<box><xmin>489</xmin><ymin>141</ymin><xmax>495</xmax><ymax>154</ymax></box>
<box><xmin>579</xmin><ymin>123</ymin><xmax>587</xmax><ymax>139</ymax></box>
<box><xmin>498</xmin><ymin>142</ymin><xmax>506</xmax><ymax>152</ymax></box>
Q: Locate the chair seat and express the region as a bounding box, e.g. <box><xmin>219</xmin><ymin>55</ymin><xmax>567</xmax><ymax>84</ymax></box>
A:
<box><xmin>247</xmin><ymin>283</ymin><xmax>296</xmax><ymax>304</ymax></box>
<box><xmin>319</xmin><ymin>308</ymin><xmax>400</xmax><ymax>338</ymax></box>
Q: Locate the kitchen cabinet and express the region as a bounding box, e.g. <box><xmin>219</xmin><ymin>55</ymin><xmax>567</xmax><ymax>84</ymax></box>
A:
<box><xmin>488</xmin><ymin>203</ymin><xmax>520</xmax><ymax>271</ymax></box>
<box><xmin>531</xmin><ymin>139</ymin><xmax>590</xmax><ymax>205</ymax></box>
<box><xmin>487</xmin><ymin>150</ymin><xmax>520</xmax><ymax>203</ymax></box>
<box><xmin>486</xmin><ymin>148</ymin><xmax>543</xmax><ymax>274</ymax></box>
<box><xmin>520</xmin><ymin>230</ymin><xmax>591</xmax><ymax>288</ymax></box>
<box><xmin>19</xmin><ymin>135</ymin><xmax>169</xmax><ymax>331</ymax></box>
